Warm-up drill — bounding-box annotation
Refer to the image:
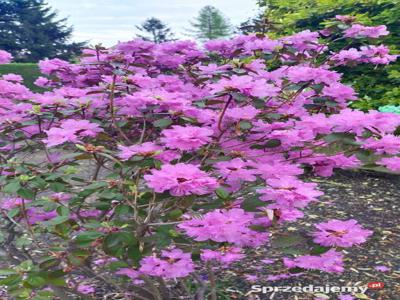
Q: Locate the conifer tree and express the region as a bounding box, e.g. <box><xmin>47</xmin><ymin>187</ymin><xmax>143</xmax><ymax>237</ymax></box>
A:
<box><xmin>0</xmin><ymin>0</ymin><xmax>84</xmax><ymax>62</ymax></box>
<box><xmin>189</xmin><ymin>6</ymin><xmax>231</xmax><ymax>41</ymax></box>
<box><xmin>136</xmin><ymin>17</ymin><xmax>175</xmax><ymax>43</ymax></box>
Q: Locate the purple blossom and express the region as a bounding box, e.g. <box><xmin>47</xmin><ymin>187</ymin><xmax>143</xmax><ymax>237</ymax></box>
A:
<box><xmin>139</xmin><ymin>248</ymin><xmax>194</xmax><ymax>279</ymax></box>
<box><xmin>178</xmin><ymin>208</ymin><xmax>269</xmax><ymax>247</ymax></box>
<box><xmin>283</xmin><ymin>249</ymin><xmax>344</xmax><ymax>273</ymax></box>
<box><xmin>344</xmin><ymin>24</ymin><xmax>389</xmax><ymax>39</ymax></box>
<box><xmin>77</xmin><ymin>284</ymin><xmax>95</xmax><ymax>295</ymax></box>
<box><xmin>201</xmin><ymin>247</ymin><xmax>245</xmax><ymax>265</ymax></box>
<box><xmin>44</xmin><ymin>120</ymin><xmax>103</xmax><ymax>147</ymax></box>
<box><xmin>118</xmin><ymin>142</ymin><xmax>163</xmax><ymax>160</ymax></box>
<box><xmin>160</xmin><ymin>125</ymin><xmax>214</xmax><ymax>151</ymax></box>
<box><xmin>375</xmin><ymin>265</ymin><xmax>391</xmax><ymax>272</ymax></box>
<box><xmin>0</xmin><ymin>50</ymin><xmax>12</xmax><ymax>64</ymax></box>
<box><xmin>377</xmin><ymin>157</ymin><xmax>400</xmax><ymax>171</ymax></box>
<box><xmin>144</xmin><ymin>163</ymin><xmax>218</xmax><ymax>196</ymax></box>
<box><xmin>312</xmin><ymin>219</ymin><xmax>372</xmax><ymax>247</ymax></box>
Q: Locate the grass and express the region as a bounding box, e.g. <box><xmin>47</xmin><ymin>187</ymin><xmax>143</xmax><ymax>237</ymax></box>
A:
<box><xmin>0</xmin><ymin>63</ymin><xmax>43</xmax><ymax>92</ymax></box>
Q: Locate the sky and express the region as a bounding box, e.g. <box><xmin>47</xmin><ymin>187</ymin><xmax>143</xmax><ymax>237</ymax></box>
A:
<box><xmin>46</xmin><ymin>0</ymin><xmax>259</xmax><ymax>46</ymax></box>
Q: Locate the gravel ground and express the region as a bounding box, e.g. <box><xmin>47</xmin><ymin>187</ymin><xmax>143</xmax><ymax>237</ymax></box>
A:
<box><xmin>224</xmin><ymin>170</ymin><xmax>400</xmax><ymax>300</ymax></box>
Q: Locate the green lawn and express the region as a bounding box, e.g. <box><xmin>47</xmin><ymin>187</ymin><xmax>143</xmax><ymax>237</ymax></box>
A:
<box><xmin>0</xmin><ymin>63</ymin><xmax>43</xmax><ymax>92</ymax></box>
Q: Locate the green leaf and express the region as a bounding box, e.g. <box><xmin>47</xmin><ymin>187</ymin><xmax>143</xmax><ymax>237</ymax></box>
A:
<box><xmin>26</xmin><ymin>275</ymin><xmax>47</xmax><ymax>287</ymax></box>
<box><xmin>168</xmin><ymin>209</ymin><xmax>183</xmax><ymax>220</ymax></box>
<box><xmin>0</xmin><ymin>274</ymin><xmax>21</xmax><ymax>286</ymax></box>
<box><xmin>241</xmin><ymin>197</ymin><xmax>266</xmax><ymax>212</ymax></box>
<box><xmin>153</xmin><ymin>118</ymin><xmax>172</xmax><ymax>128</ymax></box>
<box><xmin>0</xmin><ymin>269</ymin><xmax>17</xmax><ymax>276</ymax></box>
<box><xmin>75</xmin><ymin>231</ymin><xmax>104</xmax><ymax>247</ymax></box>
<box><xmin>17</xmin><ymin>188</ymin><xmax>35</xmax><ymax>199</ymax></box>
<box><xmin>3</xmin><ymin>181</ymin><xmax>21</xmax><ymax>194</ymax></box>
<box><xmin>239</xmin><ymin>120</ymin><xmax>252</xmax><ymax>130</ymax></box>
<box><xmin>323</xmin><ymin>132</ymin><xmax>359</xmax><ymax>146</ymax></box>
<box><xmin>271</xmin><ymin>233</ymin><xmax>307</xmax><ymax>249</ymax></box>
<box><xmin>264</xmin><ymin>139</ymin><xmax>282</xmax><ymax>148</ymax></box>
<box><xmin>215</xmin><ymin>188</ymin><xmax>230</xmax><ymax>200</ymax></box>
<box><xmin>42</xmin><ymin>215</ymin><xmax>70</xmax><ymax>226</ymax></box>
<box><xmin>103</xmin><ymin>232</ymin><xmax>137</xmax><ymax>256</ymax></box>
<box><xmin>49</xmin><ymin>182</ymin><xmax>67</xmax><ymax>192</ymax></box>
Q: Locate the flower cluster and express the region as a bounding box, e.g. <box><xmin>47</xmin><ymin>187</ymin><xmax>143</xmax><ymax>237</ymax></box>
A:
<box><xmin>283</xmin><ymin>249</ymin><xmax>344</xmax><ymax>273</ymax></box>
<box><xmin>139</xmin><ymin>249</ymin><xmax>195</xmax><ymax>279</ymax></box>
<box><xmin>0</xmin><ymin>16</ymin><xmax>397</xmax><ymax>298</ymax></box>
<box><xmin>44</xmin><ymin>119</ymin><xmax>103</xmax><ymax>147</ymax></box>
<box><xmin>144</xmin><ymin>163</ymin><xmax>219</xmax><ymax>196</ymax></box>
<box><xmin>312</xmin><ymin>219</ymin><xmax>373</xmax><ymax>247</ymax></box>
<box><xmin>178</xmin><ymin>209</ymin><xmax>269</xmax><ymax>246</ymax></box>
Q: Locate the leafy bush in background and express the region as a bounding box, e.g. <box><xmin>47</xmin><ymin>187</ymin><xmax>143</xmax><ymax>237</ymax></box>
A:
<box><xmin>254</xmin><ymin>0</ymin><xmax>400</xmax><ymax>110</ymax></box>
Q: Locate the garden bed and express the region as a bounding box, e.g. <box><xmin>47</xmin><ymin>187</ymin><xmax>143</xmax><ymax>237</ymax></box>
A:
<box><xmin>224</xmin><ymin>170</ymin><xmax>400</xmax><ymax>300</ymax></box>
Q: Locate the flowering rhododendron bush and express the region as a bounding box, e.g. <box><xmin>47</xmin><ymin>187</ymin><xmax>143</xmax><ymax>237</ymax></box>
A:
<box><xmin>0</xmin><ymin>16</ymin><xmax>398</xmax><ymax>299</ymax></box>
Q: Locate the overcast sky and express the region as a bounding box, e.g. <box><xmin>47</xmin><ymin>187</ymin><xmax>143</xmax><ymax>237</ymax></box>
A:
<box><xmin>46</xmin><ymin>0</ymin><xmax>259</xmax><ymax>46</ymax></box>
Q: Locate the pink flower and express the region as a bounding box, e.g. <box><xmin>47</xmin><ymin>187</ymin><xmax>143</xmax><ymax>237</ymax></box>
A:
<box><xmin>0</xmin><ymin>197</ymin><xmax>30</xmax><ymax>210</ymax></box>
<box><xmin>116</xmin><ymin>268</ymin><xmax>144</xmax><ymax>284</ymax></box>
<box><xmin>339</xmin><ymin>295</ymin><xmax>355</xmax><ymax>300</ymax></box>
<box><xmin>160</xmin><ymin>125</ymin><xmax>213</xmax><ymax>151</ymax></box>
<box><xmin>139</xmin><ymin>248</ymin><xmax>194</xmax><ymax>279</ymax></box>
<box><xmin>214</xmin><ymin>158</ymin><xmax>259</xmax><ymax>188</ymax></box>
<box><xmin>38</xmin><ymin>58</ymin><xmax>70</xmax><ymax>74</ymax></box>
<box><xmin>210</xmin><ymin>75</ymin><xmax>279</xmax><ymax>98</ymax></box>
<box><xmin>258</xmin><ymin>176</ymin><xmax>323</xmax><ymax>209</ymax></box>
<box><xmin>375</xmin><ymin>265</ymin><xmax>391</xmax><ymax>272</ymax></box>
<box><xmin>322</xmin><ymin>83</ymin><xmax>357</xmax><ymax>103</ymax></box>
<box><xmin>335</xmin><ymin>15</ymin><xmax>356</xmax><ymax>23</ymax></box>
<box><xmin>260</xmin><ymin>258</ymin><xmax>275</xmax><ymax>264</ymax></box>
<box><xmin>200</xmin><ymin>247</ymin><xmax>245</xmax><ymax>265</ymax></box>
<box><xmin>344</xmin><ymin>24</ymin><xmax>389</xmax><ymax>39</ymax></box>
<box><xmin>282</xmin><ymin>30</ymin><xmax>324</xmax><ymax>52</ymax></box>
<box><xmin>34</xmin><ymin>76</ymin><xmax>52</xmax><ymax>87</ymax></box>
<box><xmin>118</xmin><ymin>142</ymin><xmax>163</xmax><ymax>160</ymax></box>
<box><xmin>144</xmin><ymin>163</ymin><xmax>218</xmax><ymax>196</ymax></box>
<box><xmin>225</xmin><ymin>105</ymin><xmax>260</xmax><ymax>120</ymax></box>
<box><xmin>0</xmin><ymin>50</ymin><xmax>12</xmax><ymax>64</ymax></box>
<box><xmin>44</xmin><ymin>120</ymin><xmax>103</xmax><ymax>147</ymax></box>
<box><xmin>377</xmin><ymin>157</ymin><xmax>400</xmax><ymax>171</ymax></box>
<box><xmin>77</xmin><ymin>284</ymin><xmax>95</xmax><ymax>295</ymax></box>
<box><xmin>331</xmin><ymin>46</ymin><xmax>397</xmax><ymax>66</ymax></box>
<box><xmin>312</xmin><ymin>219</ymin><xmax>372</xmax><ymax>247</ymax></box>
<box><xmin>359</xmin><ymin>45</ymin><xmax>397</xmax><ymax>65</ymax></box>
<box><xmin>286</xmin><ymin>66</ymin><xmax>341</xmax><ymax>85</ymax></box>
<box><xmin>2</xmin><ymin>74</ymin><xmax>23</xmax><ymax>82</ymax></box>
<box><xmin>26</xmin><ymin>208</ymin><xmax>58</xmax><ymax>225</ymax></box>
<box><xmin>178</xmin><ymin>208</ymin><xmax>269</xmax><ymax>247</ymax></box>
<box><xmin>362</xmin><ymin>134</ymin><xmax>400</xmax><ymax>154</ymax></box>
<box><xmin>283</xmin><ymin>249</ymin><xmax>344</xmax><ymax>273</ymax></box>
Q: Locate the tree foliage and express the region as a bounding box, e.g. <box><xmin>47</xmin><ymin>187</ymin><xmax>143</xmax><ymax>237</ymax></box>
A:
<box><xmin>254</xmin><ymin>0</ymin><xmax>400</xmax><ymax>109</ymax></box>
<box><xmin>189</xmin><ymin>5</ymin><xmax>231</xmax><ymax>41</ymax></box>
<box><xmin>136</xmin><ymin>17</ymin><xmax>175</xmax><ymax>43</ymax></box>
<box><xmin>0</xmin><ymin>0</ymin><xmax>85</xmax><ymax>62</ymax></box>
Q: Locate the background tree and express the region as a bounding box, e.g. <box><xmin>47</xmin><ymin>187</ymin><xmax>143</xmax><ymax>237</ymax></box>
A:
<box><xmin>254</xmin><ymin>0</ymin><xmax>400</xmax><ymax>110</ymax></box>
<box><xmin>0</xmin><ymin>0</ymin><xmax>84</xmax><ymax>62</ymax></box>
<box><xmin>189</xmin><ymin>5</ymin><xmax>231</xmax><ymax>41</ymax></box>
<box><xmin>136</xmin><ymin>17</ymin><xmax>175</xmax><ymax>43</ymax></box>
